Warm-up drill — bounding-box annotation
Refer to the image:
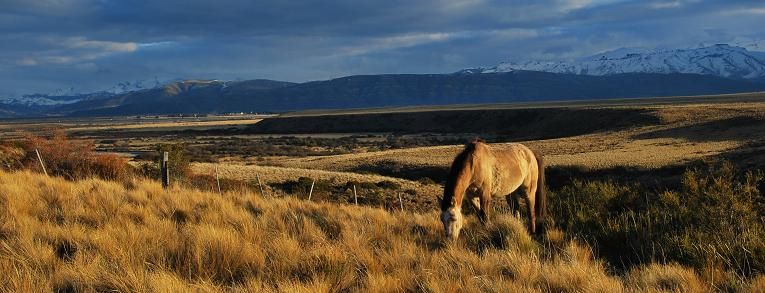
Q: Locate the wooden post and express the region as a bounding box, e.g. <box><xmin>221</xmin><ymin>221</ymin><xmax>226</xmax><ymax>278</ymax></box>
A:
<box><xmin>256</xmin><ymin>174</ymin><xmax>265</xmax><ymax>197</ymax></box>
<box><xmin>35</xmin><ymin>149</ymin><xmax>48</xmax><ymax>176</ymax></box>
<box><xmin>353</xmin><ymin>185</ymin><xmax>358</xmax><ymax>205</ymax></box>
<box><xmin>398</xmin><ymin>192</ymin><xmax>404</xmax><ymax>212</ymax></box>
<box><xmin>161</xmin><ymin>151</ymin><xmax>169</xmax><ymax>188</ymax></box>
<box><xmin>308</xmin><ymin>179</ymin><xmax>315</xmax><ymax>201</ymax></box>
<box><xmin>215</xmin><ymin>165</ymin><xmax>222</xmax><ymax>195</ymax></box>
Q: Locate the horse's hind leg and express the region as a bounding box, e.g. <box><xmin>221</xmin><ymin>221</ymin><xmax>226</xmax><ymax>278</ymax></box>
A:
<box><xmin>524</xmin><ymin>183</ymin><xmax>538</xmax><ymax>234</ymax></box>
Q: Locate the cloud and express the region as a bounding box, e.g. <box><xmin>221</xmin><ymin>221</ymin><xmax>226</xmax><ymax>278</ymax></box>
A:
<box><xmin>721</xmin><ymin>6</ymin><xmax>765</xmax><ymax>15</ymax></box>
<box><xmin>64</xmin><ymin>37</ymin><xmax>138</xmax><ymax>53</ymax></box>
<box><xmin>0</xmin><ymin>0</ymin><xmax>764</xmax><ymax>97</ymax></box>
<box><xmin>9</xmin><ymin>37</ymin><xmax>140</xmax><ymax>67</ymax></box>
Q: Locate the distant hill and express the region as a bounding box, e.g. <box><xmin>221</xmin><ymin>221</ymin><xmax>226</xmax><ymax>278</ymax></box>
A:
<box><xmin>2</xmin><ymin>71</ymin><xmax>765</xmax><ymax>118</ymax></box>
<box><xmin>57</xmin><ymin>79</ymin><xmax>296</xmax><ymax>116</ymax></box>
<box><xmin>67</xmin><ymin>71</ymin><xmax>765</xmax><ymax>116</ymax></box>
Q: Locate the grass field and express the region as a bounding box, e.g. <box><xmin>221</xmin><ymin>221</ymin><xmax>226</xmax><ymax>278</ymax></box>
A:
<box><xmin>3</xmin><ymin>170</ymin><xmax>763</xmax><ymax>292</ymax></box>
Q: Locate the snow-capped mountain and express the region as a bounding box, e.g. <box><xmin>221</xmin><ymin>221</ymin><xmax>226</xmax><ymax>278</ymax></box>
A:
<box><xmin>102</xmin><ymin>77</ymin><xmax>164</xmax><ymax>95</ymax></box>
<box><xmin>0</xmin><ymin>94</ymin><xmax>84</xmax><ymax>107</ymax></box>
<box><xmin>0</xmin><ymin>78</ymin><xmax>168</xmax><ymax>107</ymax></box>
<box><xmin>462</xmin><ymin>44</ymin><xmax>765</xmax><ymax>80</ymax></box>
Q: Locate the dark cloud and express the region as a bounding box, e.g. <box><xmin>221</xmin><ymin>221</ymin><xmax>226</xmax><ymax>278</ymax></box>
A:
<box><xmin>1</xmin><ymin>0</ymin><xmax>764</xmax><ymax>96</ymax></box>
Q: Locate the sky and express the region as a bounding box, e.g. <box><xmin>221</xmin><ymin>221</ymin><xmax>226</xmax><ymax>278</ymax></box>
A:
<box><xmin>1</xmin><ymin>0</ymin><xmax>765</xmax><ymax>97</ymax></box>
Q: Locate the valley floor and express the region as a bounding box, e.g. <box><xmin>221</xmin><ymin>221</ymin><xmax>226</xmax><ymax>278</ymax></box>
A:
<box><xmin>2</xmin><ymin>95</ymin><xmax>765</xmax><ymax>291</ymax></box>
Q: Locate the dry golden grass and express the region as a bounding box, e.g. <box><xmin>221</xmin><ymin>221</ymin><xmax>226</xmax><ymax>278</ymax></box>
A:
<box><xmin>3</xmin><ymin>170</ymin><xmax>756</xmax><ymax>292</ymax></box>
<box><xmin>273</xmin><ymin>102</ymin><xmax>764</xmax><ymax>172</ymax></box>
<box><xmin>274</xmin><ymin>135</ymin><xmax>739</xmax><ymax>172</ymax></box>
<box><xmin>626</xmin><ymin>264</ymin><xmax>708</xmax><ymax>292</ymax></box>
<box><xmin>66</xmin><ymin>118</ymin><xmax>264</xmax><ymax>132</ymax></box>
<box><xmin>0</xmin><ymin>115</ymin><xmax>267</xmax><ymax>140</ymax></box>
<box><xmin>191</xmin><ymin>162</ymin><xmax>442</xmax><ymax>198</ymax></box>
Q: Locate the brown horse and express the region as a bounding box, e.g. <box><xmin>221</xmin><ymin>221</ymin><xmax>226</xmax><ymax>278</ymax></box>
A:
<box><xmin>439</xmin><ymin>140</ymin><xmax>546</xmax><ymax>239</ymax></box>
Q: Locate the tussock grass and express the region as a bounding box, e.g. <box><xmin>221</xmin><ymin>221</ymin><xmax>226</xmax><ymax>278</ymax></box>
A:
<box><xmin>0</xmin><ymin>170</ymin><xmax>763</xmax><ymax>292</ymax></box>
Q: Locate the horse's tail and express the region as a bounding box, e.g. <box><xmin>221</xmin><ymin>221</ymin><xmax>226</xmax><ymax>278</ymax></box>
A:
<box><xmin>534</xmin><ymin>152</ymin><xmax>546</xmax><ymax>220</ymax></box>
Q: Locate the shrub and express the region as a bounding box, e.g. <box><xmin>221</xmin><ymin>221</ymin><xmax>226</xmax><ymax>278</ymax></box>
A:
<box><xmin>274</xmin><ymin>177</ymin><xmax>316</xmax><ymax>195</ymax></box>
<box><xmin>549</xmin><ymin>162</ymin><xmax>765</xmax><ymax>277</ymax></box>
<box><xmin>138</xmin><ymin>143</ymin><xmax>191</xmax><ymax>182</ymax></box>
<box><xmin>0</xmin><ymin>144</ymin><xmax>24</xmax><ymax>170</ymax></box>
<box><xmin>417</xmin><ymin>177</ymin><xmax>437</xmax><ymax>185</ymax></box>
<box><xmin>376</xmin><ymin>180</ymin><xmax>401</xmax><ymax>190</ymax></box>
<box><xmin>21</xmin><ymin>130</ymin><xmax>132</xmax><ymax>181</ymax></box>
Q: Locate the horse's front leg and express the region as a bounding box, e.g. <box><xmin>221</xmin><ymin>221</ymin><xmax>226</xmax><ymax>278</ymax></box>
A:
<box><xmin>505</xmin><ymin>193</ymin><xmax>521</xmax><ymax>219</ymax></box>
<box><xmin>478</xmin><ymin>191</ymin><xmax>492</xmax><ymax>224</ymax></box>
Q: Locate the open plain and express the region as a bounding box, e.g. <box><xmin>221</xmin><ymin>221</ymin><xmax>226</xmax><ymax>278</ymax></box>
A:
<box><xmin>2</xmin><ymin>93</ymin><xmax>765</xmax><ymax>291</ymax></box>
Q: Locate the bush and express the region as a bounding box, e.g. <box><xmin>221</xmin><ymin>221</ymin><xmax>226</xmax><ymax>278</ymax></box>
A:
<box><xmin>549</xmin><ymin>162</ymin><xmax>765</xmax><ymax>277</ymax></box>
<box><xmin>138</xmin><ymin>143</ymin><xmax>191</xmax><ymax>182</ymax></box>
<box><xmin>0</xmin><ymin>144</ymin><xmax>24</xmax><ymax>170</ymax></box>
<box><xmin>22</xmin><ymin>131</ymin><xmax>132</xmax><ymax>181</ymax></box>
<box><xmin>417</xmin><ymin>177</ymin><xmax>436</xmax><ymax>185</ymax></box>
<box><xmin>376</xmin><ymin>180</ymin><xmax>401</xmax><ymax>190</ymax></box>
<box><xmin>275</xmin><ymin>177</ymin><xmax>316</xmax><ymax>195</ymax></box>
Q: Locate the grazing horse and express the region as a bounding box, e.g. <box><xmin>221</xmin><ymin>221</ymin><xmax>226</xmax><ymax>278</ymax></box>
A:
<box><xmin>439</xmin><ymin>140</ymin><xmax>546</xmax><ymax>239</ymax></box>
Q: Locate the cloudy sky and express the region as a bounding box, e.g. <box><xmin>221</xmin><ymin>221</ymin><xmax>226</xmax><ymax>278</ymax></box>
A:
<box><xmin>1</xmin><ymin>0</ymin><xmax>764</xmax><ymax>97</ymax></box>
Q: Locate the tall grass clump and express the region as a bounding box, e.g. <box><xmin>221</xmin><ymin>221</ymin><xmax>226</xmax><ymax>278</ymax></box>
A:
<box><xmin>550</xmin><ymin>162</ymin><xmax>764</xmax><ymax>289</ymax></box>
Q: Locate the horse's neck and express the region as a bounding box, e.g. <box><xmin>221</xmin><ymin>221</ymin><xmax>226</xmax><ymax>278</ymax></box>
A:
<box><xmin>449</xmin><ymin>163</ymin><xmax>475</xmax><ymax>209</ymax></box>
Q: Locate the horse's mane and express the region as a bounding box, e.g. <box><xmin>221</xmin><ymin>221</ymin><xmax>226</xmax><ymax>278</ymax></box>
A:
<box><xmin>441</xmin><ymin>139</ymin><xmax>483</xmax><ymax>211</ymax></box>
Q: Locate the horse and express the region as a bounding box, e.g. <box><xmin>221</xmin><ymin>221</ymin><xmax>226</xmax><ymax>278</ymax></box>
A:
<box><xmin>439</xmin><ymin>140</ymin><xmax>546</xmax><ymax>240</ymax></box>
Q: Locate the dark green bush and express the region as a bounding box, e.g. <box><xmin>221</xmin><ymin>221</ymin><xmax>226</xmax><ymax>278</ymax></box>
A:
<box><xmin>139</xmin><ymin>143</ymin><xmax>191</xmax><ymax>182</ymax></box>
<box><xmin>376</xmin><ymin>180</ymin><xmax>401</xmax><ymax>190</ymax></box>
<box><xmin>549</xmin><ymin>162</ymin><xmax>765</xmax><ymax>277</ymax></box>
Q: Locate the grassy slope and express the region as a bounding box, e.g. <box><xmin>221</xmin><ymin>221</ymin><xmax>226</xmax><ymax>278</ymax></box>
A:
<box><xmin>271</xmin><ymin>102</ymin><xmax>765</xmax><ymax>178</ymax></box>
<box><xmin>3</xmin><ymin>171</ymin><xmax>761</xmax><ymax>292</ymax></box>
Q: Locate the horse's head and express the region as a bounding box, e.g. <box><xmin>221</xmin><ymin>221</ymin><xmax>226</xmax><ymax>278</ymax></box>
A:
<box><xmin>440</xmin><ymin>206</ymin><xmax>464</xmax><ymax>240</ymax></box>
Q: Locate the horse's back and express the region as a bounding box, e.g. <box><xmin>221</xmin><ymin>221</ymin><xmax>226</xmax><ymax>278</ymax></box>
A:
<box><xmin>462</xmin><ymin>141</ymin><xmax>538</xmax><ymax>181</ymax></box>
<box><xmin>478</xmin><ymin>143</ymin><xmax>536</xmax><ymax>195</ymax></box>
<box><xmin>491</xmin><ymin>143</ymin><xmax>536</xmax><ymax>167</ymax></box>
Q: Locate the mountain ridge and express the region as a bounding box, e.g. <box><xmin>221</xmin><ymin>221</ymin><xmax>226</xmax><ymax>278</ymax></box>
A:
<box><xmin>3</xmin><ymin>44</ymin><xmax>765</xmax><ymax>117</ymax></box>
<box><xmin>65</xmin><ymin>71</ymin><xmax>765</xmax><ymax>117</ymax></box>
<box><xmin>461</xmin><ymin>44</ymin><xmax>765</xmax><ymax>80</ymax></box>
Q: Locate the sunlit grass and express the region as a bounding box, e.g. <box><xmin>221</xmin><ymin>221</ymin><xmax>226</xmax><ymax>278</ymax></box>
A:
<box><xmin>0</xmin><ymin>170</ymin><xmax>762</xmax><ymax>292</ymax></box>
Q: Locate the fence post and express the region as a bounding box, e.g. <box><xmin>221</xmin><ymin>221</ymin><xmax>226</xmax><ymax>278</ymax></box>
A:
<box><xmin>256</xmin><ymin>174</ymin><xmax>265</xmax><ymax>197</ymax></box>
<box><xmin>35</xmin><ymin>149</ymin><xmax>48</xmax><ymax>177</ymax></box>
<box><xmin>398</xmin><ymin>192</ymin><xmax>404</xmax><ymax>212</ymax></box>
<box><xmin>353</xmin><ymin>185</ymin><xmax>358</xmax><ymax>205</ymax></box>
<box><xmin>308</xmin><ymin>179</ymin><xmax>315</xmax><ymax>201</ymax></box>
<box><xmin>161</xmin><ymin>151</ymin><xmax>169</xmax><ymax>188</ymax></box>
<box><xmin>215</xmin><ymin>165</ymin><xmax>222</xmax><ymax>195</ymax></box>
